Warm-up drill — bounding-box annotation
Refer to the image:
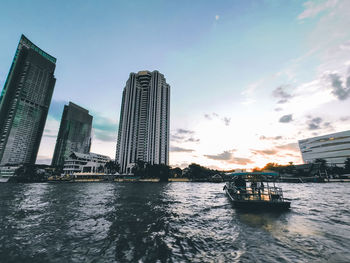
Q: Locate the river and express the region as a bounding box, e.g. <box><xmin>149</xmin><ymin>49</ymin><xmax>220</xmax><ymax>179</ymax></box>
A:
<box><xmin>0</xmin><ymin>182</ymin><xmax>349</xmax><ymax>262</ymax></box>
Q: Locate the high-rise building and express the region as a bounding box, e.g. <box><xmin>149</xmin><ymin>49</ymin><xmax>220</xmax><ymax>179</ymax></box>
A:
<box><xmin>0</xmin><ymin>35</ymin><xmax>56</xmax><ymax>165</ymax></box>
<box><xmin>51</xmin><ymin>102</ymin><xmax>93</xmax><ymax>167</ymax></box>
<box><xmin>116</xmin><ymin>70</ymin><xmax>170</xmax><ymax>173</ymax></box>
<box><xmin>298</xmin><ymin>130</ymin><xmax>350</xmax><ymax>166</ymax></box>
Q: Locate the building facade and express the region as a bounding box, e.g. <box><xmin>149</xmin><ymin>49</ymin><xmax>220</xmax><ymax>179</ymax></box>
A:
<box><xmin>0</xmin><ymin>35</ymin><xmax>56</xmax><ymax>165</ymax></box>
<box><xmin>51</xmin><ymin>102</ymin><xmax>92</xmax><ymax>167</ymax></box>
<box><xmin>116</xmin><ymin>70</ymin><xmax>170</xmax><ymax>173</ymax></box>
<box><xmin>298</xmin><ymin>130</ymin><xmax>350</xmax><ymax>166</ymax></box>
<box><xmin>63</xmin><ymin>152</ymin><xmax>111</xmax><ymax>175</ymax></box>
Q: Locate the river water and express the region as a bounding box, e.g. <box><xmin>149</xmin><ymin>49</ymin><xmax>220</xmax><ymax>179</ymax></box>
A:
<box><xmin>0</xmin><ymin>182</ymin><xmax>349</xmax><ymax>262</ymax></box>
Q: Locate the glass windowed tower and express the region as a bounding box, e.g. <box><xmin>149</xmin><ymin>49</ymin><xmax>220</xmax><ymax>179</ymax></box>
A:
<box><xmin>51</xmin><ymin>102</ymin><xmax>93</xmax><ymax>167</ymax></box>
<box><xmin>116</xmin><ymin>70</ymin><xmax>170</xmax><ymax>173</ymax></box>
<box><xmin>0</xmin><ymin>35</ymin><xmax>56</xmax><ymax>165</ymax></box>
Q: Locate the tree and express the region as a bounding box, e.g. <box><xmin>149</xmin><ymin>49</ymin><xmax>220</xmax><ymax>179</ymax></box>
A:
<box><xmin>133</xmin><ymin>160</ymin><xmax>147</xmax><ymax>177</ymax></box>
<box><xmin>10</xmin><ymin>164</ymin><xmax>46</xmax><ymax>183</ymax></box>
<box><xmin>97</xmin><ymin>165</ymin><xmax>104</xmax><ymax>173</ymax></box>
<box><xmin>262</xmin><ymin>163</ymin><xmax>280</xmax><ymax>172</ymax></box>
<box><xmin>105</xmin><ymin>161</ymin><xmax>120</xmax><ymax>174</ymax></box>
<box><xmin>186</xmin><ymin>163</ymin><xmax>217</xmax><ymax>179</ymax></box>
<box><xmin>344</xmin><ymin>158</ymin><xmax>350</xmax><ymax>173</ymax></box>
<box><xmin>252</xmin><ymin>167</ymin><xmax>261</xmax><ymax>172</ymax></box>
<box><xmin>170</xmin><ymin>167</ymin><xmax>182</xmax><ymax>177</ymax></box>
<box><xmin>314</xmin><ymin>158</ymin><xmax>327</xmax><ymax>171</ymax></box>
<box><xmin>285</xmin><ymin>162</ymin><xmax>295</xmax><ymax>174</ymax></box>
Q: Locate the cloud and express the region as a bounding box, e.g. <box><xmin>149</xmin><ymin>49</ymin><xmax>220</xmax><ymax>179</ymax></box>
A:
<box><xmin>93</xmin><ymin>129</ymin><xmax>116</xmax><ymax>142</ymax></box>
<box><xmin>186</xmin><ymin>137</ymin><xmax>200</xmax><ymax>143</ymax></box>
<box><xmin>275</xmin><ymin>143</ymin><xmax>300</xmax><ymax>152</ymax></box>
<box><xmin>340</xmin><ymin>41</ymin><xmax>350</xmax><ymax>51</ymax></box>
<box><xmin>307</xmin><ymin>117</ymin><xmax>323</xmax><ymax>130</ymax></box>
<box><xmin>93</xmin><ymin>115</ymin><xmax>117</xmax><ymax>133</ymax></box>
<box><xmin>92</xmin><ymin>112</ymin><xmax>118</xmax><ymax>142</ymax></box>
<box><xmin>204</xmin><ymin>114</ymin><xmax>212</xmax><ymax>120</ymax></box>
<box><xmin>204</xmin><ymin>150</ymin><xmax>252</xmax><ymax>165</ymax></box>
<box><xmin>328</xmin><ymin>73</ymin><xmax>350</xmax><ymax>100</ymax></box>
<box><xmin>227</xmin><ymin>157</ymin><xmax>252</xmax><ymax>165</ymax></box>
<box><xmin>259</xmin><ymin>135</ymin><xmax>283</xmax><ymax>140</ymax></box>
<box><xmin>252</xmin><ymin>149</ymin><xmax>277</xmax><ymax>155</ymax></box>
<box><xmin>171</xmin><ymin>129</ymin><xmax>199</xmax><ymax>143</ymax></box>
<box><xmin>323</xmin><ymin>121</ymin><xmax>334</xmax><ymax>130</ymax></box>
<box><xmin>215</xmin><ymin>15</ymin><xmax>220</xmax><ymax>21</ymax></box>
<box><xmin>204</xmin><ymin>113</ymin><xmax>231</xmax><ymax>126</ymax></box>
<box><xmin>274</xmin><ymin>107</ymin><xmax>283</xmax><ymax>112</ymax></box>
<box><xmin>340</xmin><ymin>116</ymin><xmax>350</xmax><ymax>121</ymax></box>
<box><xmin>279</xmin><ymin>114</ymin><xmax>293</xmax><ymax>123</ymax></box>
<box><xmin>177</xmin><ymin>129</ymin><xmax>195</xmax><ymax>135</ymax></box>
<box><xmin>171</xmin><ymin>134</ymin><xmax>185</xmax><ymax>141</ymax></box>
<box><xmin>298</xmin><ymin>0</ymin><xmax>338</xmax><ymax>20</ymax></box>
<box><xmin>204</xmin><ymin>150</ymin><xmax>233</xmax><ymax>161</ymax></box>
<box><xmin>272</xmin><ymin>85</ymin><xmax>294</xmax><ymax>104</ymax></box>
<box><xmin>170</xmin><ymin>146</ymin><xmax>194</xmax><ymax>153</ymax></box>
<box><xmin>222</xmin><ymin>117</ymin><xmax>231</xmax><ymax>126</ymax></box>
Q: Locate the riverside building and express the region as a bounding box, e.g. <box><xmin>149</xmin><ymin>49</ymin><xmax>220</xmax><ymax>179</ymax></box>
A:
<box><xmin>51</xmin><ymin>102</ymin><xmax>92</xmax><ymax>167</ymax></box>
<box><xmin>63</xmin><ymin>152</ymin><xmax>111</xmax><ymax>175</ymax></box>
<box><xmin>0</xmin><ymin>35</ymin><xmax>56</xmax><ymax>165</ymax></box>
<box><xmin>298</xmin><ymin>130</ymin><xmax>350</xmax><ymax>166</ymax></box>
<box><xmin>116</xmin><ymin>70</ymin><xmax>170</xmax><ymax>173</ymax></box>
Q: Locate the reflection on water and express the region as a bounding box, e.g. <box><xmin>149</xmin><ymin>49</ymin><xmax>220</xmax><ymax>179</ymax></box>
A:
<box><xmin>0</xmin><ymin>182</ymin><xmax>350</xmax><ymax>262</ymax></box>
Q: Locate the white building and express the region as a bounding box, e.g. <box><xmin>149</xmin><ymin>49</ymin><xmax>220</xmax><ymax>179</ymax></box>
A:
<box><xmin>63</xmin><ymin>152</ymin><xmax>111</xmax><ymax>175</ymax></box>
<box><xmin>116</xmin><ymin>70</ymin><xmax>170</xmax><ymax>174</ymax></box>
<box><xmin>298</xmin><ymin>130</ymin><xmax>350</xmax><ymax>166</ymax></box>
<box><xmin>0</xmin><ymin>166</ymin><xmax>19</xmax><ymax>182</ymax></box>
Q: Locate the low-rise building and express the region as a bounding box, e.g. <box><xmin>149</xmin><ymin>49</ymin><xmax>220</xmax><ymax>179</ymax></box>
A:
<box><xmin>298</xmin><ymin>130</ymin><xmax>350</xmax><ymax>166</ymax></box>
<box><xmin>63</xmin><ymin>152</ymin><xmax>111</xmax><ymax>175</ymax></box>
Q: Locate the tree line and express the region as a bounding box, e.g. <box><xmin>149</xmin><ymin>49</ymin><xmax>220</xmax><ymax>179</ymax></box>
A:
<box><xmin>253</xmin><ymin>158</ymin><xmax>350</xmax><ymax>177</ymax></box>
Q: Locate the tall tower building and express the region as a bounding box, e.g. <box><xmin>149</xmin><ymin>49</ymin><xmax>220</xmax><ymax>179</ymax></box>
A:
<box><xmin>0</xmin><ymin>35</ymin><xmax>56</xmax><ymax>165</ymax></box>
<box><xmin>51</xmin><ymin>102</ymin><xmax>92</xmax><ymax>167</ymax></box>
<box><xmin>116</xmin><ymin>70</ymin><xmax>170</xmax><ymax>173</ymax></box>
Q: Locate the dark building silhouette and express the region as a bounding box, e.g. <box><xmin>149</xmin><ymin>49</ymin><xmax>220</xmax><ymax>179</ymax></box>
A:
<box><xmin>0</xmin><ymin>35</ymin><xmax>56</xmax><ymax>165</ymax></box>
<box><xmin>51</xmin><ymin>102</ymin><xmax>92</xmax><ymax>167</ymax></box>
<box><xmin>116</xmin><ymin>70</ymin><xmax>170</xmax><ymax>173</ymax></box>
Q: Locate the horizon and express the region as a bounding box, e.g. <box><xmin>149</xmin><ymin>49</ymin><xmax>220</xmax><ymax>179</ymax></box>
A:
<box><xmin>1</xmin><ymin>0</ymin><xmax>350</xmax><ymax>169</ymax></box>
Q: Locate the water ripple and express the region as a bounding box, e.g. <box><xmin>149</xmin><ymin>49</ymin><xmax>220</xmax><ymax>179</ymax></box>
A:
<box><xmin>0</xmin><ymin>182</ymin><xmax>349</xmax><ymax>262</ymax></box>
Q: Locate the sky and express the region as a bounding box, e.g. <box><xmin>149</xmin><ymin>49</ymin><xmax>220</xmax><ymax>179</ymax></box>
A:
<box><xmin>1</xmin><ymin>0</ymin><xmax>350</xmax><ymax>170</ymax></box>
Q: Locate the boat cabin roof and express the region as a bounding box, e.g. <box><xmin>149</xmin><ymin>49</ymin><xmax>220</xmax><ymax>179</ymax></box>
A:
<box><xmin>226</xmin><ymin>172</ymin><xmax>278</xmax><ymax>181</ymax></box>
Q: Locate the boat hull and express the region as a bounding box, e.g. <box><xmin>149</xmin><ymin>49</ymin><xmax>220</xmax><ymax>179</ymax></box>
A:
<box><xmin>0</xmin><ymin>177</ymin><xmax>10</xmax><ymax>183</ymax></box>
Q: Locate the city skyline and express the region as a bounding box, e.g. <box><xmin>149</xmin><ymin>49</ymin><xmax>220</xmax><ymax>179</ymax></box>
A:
<box><xmin>1</xmin><ymin>0</ymin><xmax>350</xmax><ymax>169</ymax></box>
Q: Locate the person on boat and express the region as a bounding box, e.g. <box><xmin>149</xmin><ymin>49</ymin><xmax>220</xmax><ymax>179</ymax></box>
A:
<box><xmin>260</xmin><ymin>181</ymin><xmax>264</xmax><ymax>191</ymax></box>
<box><xmin>258</xmin><ymin>181</ymin><xmax>264</xmax><ymax>200</ymax></box>
<box><xmin>251</xmin><ymin>181</ymin><xmax>257</xmax><ymax>194</ymax></box>
<box><xmin>234</xmin><ymin>175</ymin><xmax>246</xmax><ymax>197</ymax></box>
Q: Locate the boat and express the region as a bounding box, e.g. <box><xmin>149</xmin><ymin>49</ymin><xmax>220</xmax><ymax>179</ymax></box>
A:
<box><xmin>0</xmin><ymin>166</ymin><xmax>18</xmax><ymax>182</ymax></box>
<box><xmin>223</xmin><ymin>173</ymin><xmax>291</xmax><ymax>211</ymax></box>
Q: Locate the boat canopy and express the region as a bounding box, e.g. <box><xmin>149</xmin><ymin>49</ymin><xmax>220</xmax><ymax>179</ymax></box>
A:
<box><xmin>225</xmin><ymin>172</ymin><xmax>278</xmax><ymax>177</ymax></box>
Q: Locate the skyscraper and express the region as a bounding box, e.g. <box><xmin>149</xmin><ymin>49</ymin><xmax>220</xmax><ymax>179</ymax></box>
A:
<box><xmin>116</xmin><ymin>70</ymin><xmax>170</xmax><ymax>173</ymax></box>
<box><xmin>51</xmin><ymin>102</ymin><xmax>93</xmax><ymax>167</ymax></box>
<box><xmin>0</xmin><ymin>35</ymin><xmax>56</xmax><ymax>165</ymax></box>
